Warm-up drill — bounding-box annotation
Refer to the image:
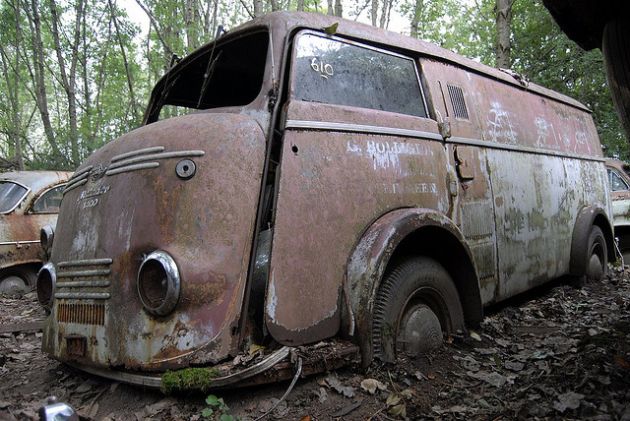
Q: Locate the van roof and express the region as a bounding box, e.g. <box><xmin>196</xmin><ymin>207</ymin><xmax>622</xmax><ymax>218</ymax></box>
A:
<box><xmin>232</xmin><ymin>11</ymin><xmax>589</xmax><ymax>112</ymax></box>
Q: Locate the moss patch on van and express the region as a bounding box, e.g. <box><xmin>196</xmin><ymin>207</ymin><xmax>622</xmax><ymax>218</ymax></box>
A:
<box><xmin>161</xmin><ymin>367</ymin><xmax>220</xmax><ymax>394</ymax></box>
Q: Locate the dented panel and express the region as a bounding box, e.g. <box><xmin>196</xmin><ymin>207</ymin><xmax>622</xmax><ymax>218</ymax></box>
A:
<box><xmin>42</xmin><ymin>113</ymin><xmax>266</xmax><ymax>370</ymax></box>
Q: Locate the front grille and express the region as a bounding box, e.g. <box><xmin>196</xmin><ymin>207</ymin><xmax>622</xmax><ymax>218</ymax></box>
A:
<box><xmin>55</xmin><ymin>258</ymin><xmax>112</xmax><ymax>301</ymax></box>
<box><xmin>57</xmin><ymin>303</ymin><xmax>105</xmax><ymax>325</ymax></box>
<box><xmin>55</xmin><ymin>258</ymin><xmax>112</xmax><ymax>325</ymax></box>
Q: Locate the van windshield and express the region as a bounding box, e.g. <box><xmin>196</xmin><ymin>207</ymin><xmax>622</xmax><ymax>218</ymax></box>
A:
<box><xmin>0</xmin><ymin>181</ymin><xmax>28</xmax><ymax>214</ymax></box>
<box><xmin>147</xmin><ymin>31</ymin><xmax>269</xmax><ymax>122</ymax></box>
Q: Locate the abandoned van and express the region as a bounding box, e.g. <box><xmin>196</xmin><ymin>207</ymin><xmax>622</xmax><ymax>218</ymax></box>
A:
<box><xmin>0</xmin><ymin>171</ymin><xmax>72</xmax><ymax>294</ymax></box>
<box><xmin>37</xmin><ymin>12</ymin><xmax>613</xmax><ymax>388</ymax></box>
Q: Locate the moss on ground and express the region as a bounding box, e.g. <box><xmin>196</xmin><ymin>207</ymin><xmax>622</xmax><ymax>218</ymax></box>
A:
<box><xmin>161</xmin><ymin>367</ymin><xmax>220</xmax><ymax>394</ymax></box>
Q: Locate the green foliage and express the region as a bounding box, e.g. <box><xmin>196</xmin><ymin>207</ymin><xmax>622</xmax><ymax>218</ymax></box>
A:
<box><xmin>201</xmin><ymin>394</ymin><xmax>235</xmax><ymax>420</ymax></box>
<box><xmin>161</xmin><ymin>367</ymin><xmax>220</xmax><ymax>394</ymax></box>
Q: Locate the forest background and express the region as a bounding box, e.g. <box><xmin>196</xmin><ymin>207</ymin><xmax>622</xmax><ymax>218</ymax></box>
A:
<box><xmin>0</xmin><ymin>0</ymin><xmax>626</xmax><ymax>170</ymax></box>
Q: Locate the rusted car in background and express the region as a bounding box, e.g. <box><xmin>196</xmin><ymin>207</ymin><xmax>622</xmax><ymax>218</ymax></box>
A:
<box><xmin>606</xmin><ymin>159</ymin><xmax>630</xmax><ymax>261</ymax></box>
<box><xmin>37</xmin><ymin>12</ymin><xmax>613</xmax><ymax>390</ymax></box>
<box><xmin>0</xmin><ymin>171</ymin><xmax>71</xmax><ymax>294</ymax></box>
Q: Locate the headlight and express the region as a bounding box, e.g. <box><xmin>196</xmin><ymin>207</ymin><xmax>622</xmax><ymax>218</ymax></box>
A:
<box><xmin>137</xmin><ymin>251</ymin><xmax>181</xmax><ymax>317</ymax></box>
<box><xmin>37</xmin><ymin>263</ymin><xmax>56</xmax><ymax>310</ymax></box>
<box><xmin>40</xmin><ymin>225</ymin><xmax>55</xmax><ymax>255</ymax></box>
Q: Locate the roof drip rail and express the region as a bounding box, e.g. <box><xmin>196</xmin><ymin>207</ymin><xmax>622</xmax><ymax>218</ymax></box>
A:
<box><xmin>498</xmin><ymin>68</ymin><xmax>529</xmax><ymax>88</ymax></box>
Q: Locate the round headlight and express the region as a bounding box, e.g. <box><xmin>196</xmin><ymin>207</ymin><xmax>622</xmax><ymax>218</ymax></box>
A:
<box><xmin>40</xmin><ymin>225</ymin><xmax>55</xmax><ymax>255</ymax></box>
<box><xmin>137</xmin><ymin>251</ymin><xmax>181</xmax><ymax>316</ymax></box>
<box><xmin>37</xmin><ymin>263</ymin><xmax>56</xmax><ymax>310</ymax></box>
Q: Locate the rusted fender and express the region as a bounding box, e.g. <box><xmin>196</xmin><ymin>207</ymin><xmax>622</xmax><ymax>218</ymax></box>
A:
<box><xmin>343</xmin><ymin>207</ymin><xmax>482</xmax><ymax>365</ymax></box>
<box><xmin>569</xmin><ymin>205</ymin><xmax>615</xmax><ymax>274</ymax></box>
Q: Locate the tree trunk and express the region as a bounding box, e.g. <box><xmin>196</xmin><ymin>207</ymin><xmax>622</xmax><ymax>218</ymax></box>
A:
<box><xmin>108</xmin><ymin>0</ymin><xmax>140</xmax><ymax>122</ymax></box>
<box><xmin>334</xmin><ymin>0</ymin><xmax>342</xmax><ymax>17</ymax></box>
<box><xmin>371</xmin><ymin>0</ymin><xmax>378</xmax><ymax>26</ymax></box>
<box><xmin>48</xmin><ymin>0</ymin><xmax>84</xmax><ymax>166</ymax></box>
<box><xmin>327</xmin><ymin>0</ymin><xmax>334</xmax><ymax>15</ymax></box>
<box><xmin>253</xmin><ymin>0</ymin><xmax>262</xmax><ymax>17</ymax></box>
<box><xmin>297</xmin><ymin>0</ymin><xmax>305</xmax><ymax>12</ymax></box>
<box><xmin>410</xmin><ymin>0</ymin><xmax>422</xmax><ymax>37</ymax></box>
<box><xmin>495</xmin><ymin>0</ymin><xmax>514</xmax><ymax>68</ymax></box>
<box><xmin>379</xmin><ymin>0</ymin><xmax>389</xmax><ymax>28</ymax></box>
<box><xmin>25</xmin><ymin>0</ymin><xmax>62</xmax><ymax>162</ymax></box>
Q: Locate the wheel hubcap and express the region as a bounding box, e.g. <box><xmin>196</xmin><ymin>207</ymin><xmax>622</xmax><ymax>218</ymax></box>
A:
<box><xmin>397</xmin><ymin>303</ymin><xmax>443</xmax><ymax>356</ymax></box>
<box><xmin>0</xmin><ymin>276</ymin><xmax>27</xmax><ymax>294</ymax></box>
<box><xmin>587</xmin><ymin>254</ymin><xmax>604</xmax><ymax>281</ymax></box>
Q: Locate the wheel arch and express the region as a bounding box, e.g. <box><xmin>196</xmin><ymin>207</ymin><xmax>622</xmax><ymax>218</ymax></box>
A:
<box><xmin>570</xmin><ymin>206</ymin><xmax>615</xmax><ymax>275</ymax></box>
<box><xmin>343</xmin><ymin>208</ymin><xmax>483</xmax><ymax>366</ymax></box>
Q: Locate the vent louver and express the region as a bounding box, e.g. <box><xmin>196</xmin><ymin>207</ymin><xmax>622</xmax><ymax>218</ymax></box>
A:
<box><xmin>447</xmin><ymin>84</ymin><xmax>469</xmax><ymax>120</ymax></box>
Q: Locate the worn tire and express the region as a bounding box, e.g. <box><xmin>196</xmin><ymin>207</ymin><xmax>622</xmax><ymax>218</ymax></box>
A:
<box><xmin>372</xmin><ymin>257</ymin><xmax>464</xmax><ymax>362</ymax></box>
<box><xmin>603</xmin><ymin>18</ymin><xmax>630</xmax><ymax>139</ymax></box>
<box><xmin>572</xmin><ymin>225</ymin><xmax>608</xmax><ymax>287</ymax></box>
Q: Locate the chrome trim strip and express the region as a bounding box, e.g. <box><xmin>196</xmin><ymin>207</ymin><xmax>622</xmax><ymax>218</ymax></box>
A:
<box><xmin>285</xmin><ymin>119</ymin><xmax>443</xmax><ymax>141</ymax></box>
<box><xmin>111</xmin><ymin>146</ymin><xmax>165</xmax><ymax>162</ymax></box>
<box><xmin>58</xmin><ymin>258</ymin><xmax>113</xmax><ymax>267</ymax></box>
<box><xmin>56</xmin><ymin>281</ymin><xmax>110</xmax><ymax>288</ymax></box>
<box><xmin>71</xmin><ymin>165</ymin><xmax>93</xmax><ymax>179</ymax></box>
<box><xmin>0</xmin><ymin>240</ymin><xmax>39</xmax><ymax>246</ymax></box>
<box><xmin>57</xmin><ymin>269</ymin><xmax>111</xmax><ymax>278</ymax></box>
<box><xmin>107</xmin><ymin>150</ymin><xmax>206</xmax><ymax>171</ymax></box>
<box><xmin>447</xmin><ymin>136</ymin><xmax>607</xmax><ymax>162</ymax></box>
<box><xmin>55</xmin><ymin>292</ymin><xmax>111</xmax><ymax>300</ymax></box>
<box><xmin>67</xmin><ymin>346</ymin><xmax>291</xmax><ymax>389</ymax></box>
<box><xmin>63</xmin><ymin>178</ymin><xmax>87</xmax><ymax>195</ymax></box>
<box><xmin>105</xmin><ymin>162</ymin><xmax>160</xmax><ymax>176</ymax></box>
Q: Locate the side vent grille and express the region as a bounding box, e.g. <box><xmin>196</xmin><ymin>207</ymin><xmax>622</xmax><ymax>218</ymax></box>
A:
<box><xmin>447</xmin><ymin>84</ymin><xmax>469</xmax><ymax>120</ymax></box>
<box><xmin>57</xmin><ymin>303</ymin><xmax>105</xmax><ymax>325</ymax></box>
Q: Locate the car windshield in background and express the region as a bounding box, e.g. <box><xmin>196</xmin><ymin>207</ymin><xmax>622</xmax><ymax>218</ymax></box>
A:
<box><xmin>0</xmin><ymin>181</ymin><xmax>28</xmax><ymax>213</ymax></box>
<box><xmin>154</xmin><ymin>31</ymin><xmax>269</xmax><ymax>120</ymax></box>
<box><xmin>293</xmin><ymin>33</ymin><xmax>427</xmax><ymax>118</ymax></box>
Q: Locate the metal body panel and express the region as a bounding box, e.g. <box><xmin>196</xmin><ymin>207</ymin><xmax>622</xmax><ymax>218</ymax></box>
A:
<box><xmin>267</xmin><ymin>100</ymin><xmax>448</xmax><ymax>344</ymax></box>
<box><xmin>41</xmin><ymin>113</ymin><xmax>266</xmax><ymax>370</ymax></box>
<box><xmin>0</xmin><ymin>171</ymin><xmax>72</xmax><ymax>274</ymax></box>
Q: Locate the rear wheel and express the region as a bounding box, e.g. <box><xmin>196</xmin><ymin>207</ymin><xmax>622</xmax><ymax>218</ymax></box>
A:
<box><xmin>372</xmin><ymin>257</ymin><xmax>464</xmax><ymax>362</ymax></box>
<box><xmin>572</xmin><ymin>225</ymin><xmax>608</xmax><ymax>287</ymax></box>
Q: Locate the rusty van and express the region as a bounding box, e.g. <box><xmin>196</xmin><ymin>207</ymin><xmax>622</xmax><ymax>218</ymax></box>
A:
<box><xmin>0</xmin><ymin>171</ymin><xmax>72</xmax><ymax>294</ymax></box>
<box><xmin>37</xmin><ymin>12</ymin><xmax>613</xmax><ymax>389</ymax></box>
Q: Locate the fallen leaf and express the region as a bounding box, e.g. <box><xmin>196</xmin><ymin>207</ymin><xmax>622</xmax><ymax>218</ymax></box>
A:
<box><xmin>386</xmin><ymin>393</ymin><xmax>401</xmax><ymax>406</ymax></box>
<box><xmin>360</xmin><ymin>378</ymin><xmax>387</xmax><ymax>395</ymax></box>
<box><xmin>553</xmin><ymin>391</ymin><xmax>584</xmax><ymax>413</ymax></box>
<box><xmin>324</xmin><ymin>374</ymin><xmax>355</xmax><ymax>398</ymax></box>
<box><xmin>388</xmin><ymin>403</ymin><xmax>406</xmax><ymax>418</ymax></box>
<box><xmin>467</xmin><ymin>371</ymin><xmax>507</xmax><ymax>388</ymax></box>
<box><xmin>470</xmin><ymin>331</ymin><xmax>482</xmax><ymax>341</ymax></box>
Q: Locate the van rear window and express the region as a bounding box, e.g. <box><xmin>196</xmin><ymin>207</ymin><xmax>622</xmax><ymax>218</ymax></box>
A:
<box><xmin>293</xmin><ymin>33</ymin><xmax>427</xmax><ymax>118</ymax></box>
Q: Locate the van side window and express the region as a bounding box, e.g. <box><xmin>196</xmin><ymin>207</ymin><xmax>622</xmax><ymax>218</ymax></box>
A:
<box><xmin>293</xmin><ymin>33</ymin><xmax>427</xmax><ymax>118</ymax></box>
<box><xmin>609</xmin><ymin>168</ymin><xmax>629</xmax><ymax>191</ymax></box>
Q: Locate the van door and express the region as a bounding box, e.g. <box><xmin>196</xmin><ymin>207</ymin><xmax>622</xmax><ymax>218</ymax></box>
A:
<box><xmin>267</xmin><ymin>32</ymin><xmax>448</xmax><ymax>345</ymax></box>
<box><xmin>421</xmin><ymin>60</ymin><xmax>499</xmax><ymax>305</ymax></box>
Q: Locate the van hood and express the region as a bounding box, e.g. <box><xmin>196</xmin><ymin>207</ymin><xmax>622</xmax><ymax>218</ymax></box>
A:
<box><xmin>42</xmin><ymin>112</ymin><xmax>266</xmax><ymax>370</ymax></box>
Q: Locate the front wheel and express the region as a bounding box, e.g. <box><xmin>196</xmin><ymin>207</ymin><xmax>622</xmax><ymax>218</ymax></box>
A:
<box><xmin>372</xmin><ymin>257</ymin><xmax>464</xmax><ymax>362</ymax></box>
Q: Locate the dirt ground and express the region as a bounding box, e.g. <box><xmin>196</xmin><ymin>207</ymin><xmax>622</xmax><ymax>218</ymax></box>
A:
<box><xmin>1</xmin><ymin>267</ymin><xmax>629</xmax><ymax>420</ymax></box>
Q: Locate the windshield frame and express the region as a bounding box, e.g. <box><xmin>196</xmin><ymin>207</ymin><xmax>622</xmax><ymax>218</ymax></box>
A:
<box><xmin>0</xmin><ymin>180</ymin><xmax>31</xmax><ymax>214</ymax></box>
<box><xmin>142</xmin><ymin>26</ymin><xmax>274</xmax><ymax>125</ymax></box>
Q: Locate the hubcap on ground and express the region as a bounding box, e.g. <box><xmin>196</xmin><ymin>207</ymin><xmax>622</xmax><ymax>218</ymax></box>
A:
<box><xmin>0</xmin><ymin>276</ymin><xmax>27</xmax><ymax>294</ymax></box>
<box><xmin>587</xmin><ymin>254</ymin><xmax>604</xmax><ymax>281</ymax></box>
<box><xmin>397</xmin><ymin>303</ymin><xmax>443</xmax><ymax>356</ymax></box>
